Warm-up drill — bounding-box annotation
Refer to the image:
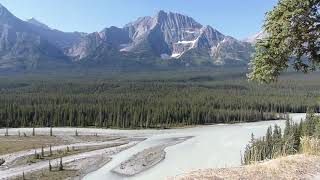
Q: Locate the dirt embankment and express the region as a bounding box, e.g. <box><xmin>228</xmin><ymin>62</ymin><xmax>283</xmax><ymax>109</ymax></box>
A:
<box><xmin>168</xmin><ymin>154</ymin><xmax>320</xmax><ymax>180</ymax></box>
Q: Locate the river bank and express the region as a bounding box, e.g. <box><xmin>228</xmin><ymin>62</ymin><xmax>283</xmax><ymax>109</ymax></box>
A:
<box><xmin>168</xmin><ymin>154</ymin><xmax>320</xmax><ymax>180</ymax></box>
<box><xmin>112</xmin><ymin>137</ymin><xmax>192</xmax><ymax>176</ymax></box>
<box><xmin>84</xmin><ymin>114</ymin><xmax>306</xmax><ymax>180</ymax></box>
<box><xmin>0</xmin><ymin>133</ymin><xmax>142</xmax><ymax>179</ymax></box>
<box><xmin>0</xmin><ymin>114</ymin><xmax>307</xmax><ymax>180</ymax></box>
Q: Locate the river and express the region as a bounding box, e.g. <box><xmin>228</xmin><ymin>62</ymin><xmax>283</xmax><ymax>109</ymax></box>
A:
<box><xmin>84</xmin><ymin>113</ymin><xmax>306</xmax><ymax>180</ymax></box>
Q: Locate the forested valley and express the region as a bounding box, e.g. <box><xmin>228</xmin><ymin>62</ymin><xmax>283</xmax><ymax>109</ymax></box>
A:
<box><xmin>0</xmin><ymin>68</ymin><xmax>319</xmax><ymax>129</ymax></box>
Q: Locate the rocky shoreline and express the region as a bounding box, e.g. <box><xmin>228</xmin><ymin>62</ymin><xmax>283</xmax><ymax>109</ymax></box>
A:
<box><xmin>112</xmin><ymin>136</ymin><xmax>193</xmax><ymax>176</ymax></box>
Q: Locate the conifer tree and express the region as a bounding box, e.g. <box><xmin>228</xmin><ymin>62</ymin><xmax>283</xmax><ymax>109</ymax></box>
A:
<box><xmin>248</xmin><ymin>0</ymin><xmax>320</xmax><ymax>83</ymax></box>
<box><xmin>49</xmin><ymin>160</ymin><xmax>52</xmax><ymax>171</ymax></box>
<box><xmin>59</xmin><ymin>157</ymin><xmax>63</xmax><ymax>171</ymax></box>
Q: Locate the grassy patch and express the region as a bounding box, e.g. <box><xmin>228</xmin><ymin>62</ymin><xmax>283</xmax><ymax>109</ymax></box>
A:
<box><xmin>0</xmin><ymin>135</ymin><xmax>123</xmax><ymax>155</ymax></box>
<box><xmin>0</xmin><ymin>136</ymin><xmax>66</xmax><ymax>155</ymax></box>
<box><xmin>13</xmin><ymin>142</ymin><xmax>127</xmax><ymax>167</ymax></box>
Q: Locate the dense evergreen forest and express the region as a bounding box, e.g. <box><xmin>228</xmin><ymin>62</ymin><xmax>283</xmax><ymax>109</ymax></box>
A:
<box><xmin>243</xmin><ymin>113</ymin><xmax>320</xmax><ymax>165</ymax></box>
<box><xmin>0</xmin><ymin>68</ymin><xmax>319</xmax><ymax>129</ymax></box>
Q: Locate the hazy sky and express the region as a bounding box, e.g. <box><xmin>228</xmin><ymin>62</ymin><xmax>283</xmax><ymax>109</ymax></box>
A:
<box><xmin>0</xmin><ymin>0</ymin><xmax>278</xmax><ymax>39</ymax></box>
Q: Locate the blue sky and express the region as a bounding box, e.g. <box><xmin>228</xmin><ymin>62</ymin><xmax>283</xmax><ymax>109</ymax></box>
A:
<box><xmin>0</xmin><ymin>0</ymin><xmax>278</xmax><ymax>39</ymax></box>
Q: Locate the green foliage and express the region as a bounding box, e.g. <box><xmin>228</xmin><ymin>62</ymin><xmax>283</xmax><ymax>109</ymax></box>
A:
<box><xmin>244</xmin><ymin>113</ymin><xmax>320</xmax><ymax>165</ymax></box>
<box><xmin>302</xmin><ymin>113</ymin><xmax>320</xmax><ymax>136</ymax></box>
<box><xmin>243</xmin><ymin>121</ymin><xmax>298</xmax><ymax>165</ymax></box>
<box><xmin>0</xmin><ymin>68</ymin><xmax>319</xmax><ymax>129</ymax></box>
<box><xmin>248</xmin><ymin>0</ymin><xmax>320</xmax><ymax>83</ymax></box>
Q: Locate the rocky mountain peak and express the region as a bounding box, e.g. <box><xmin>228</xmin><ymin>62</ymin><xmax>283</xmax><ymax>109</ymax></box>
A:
<box><xmin>156</xmin><ymin>10</ymin><xmax>167</xmax><ymax>19</ymax></box>
<box><xmin>245</xmin><ymin>30</ymin><xmax>268</xmax><ymax>44</ymax></box>
<box><xmin>99</xmin><ymin>26</ymin><xmax>131</xmax><ymax>46</ymax></box>
<box><xmin>27</xmin><ymin>18</ymin><xmax>51</xmax><ymax>30</ymax></box>
<box><xmin>0</xmin><ymin>3</ymin><xmax>255</xmax><ymax>69</ymax></box>
<box><xmin>0</xmin><ymin>3</ymin><xmax>18</xmax><ymax>23</ymax></box>
<box><xmin>0</xmin><ymin>3</ymin><xmax>5</xmax><ymax>11</ymax></box>
<box><xmin>155</xmin><ymin>10</ymin><xmax>202</xmax><ymax>29</ymax></box>
<box><xmin>0</xmin><ymin>3</ymin><xmax>9</xmax><ymax>15</ymax></box>
<box><xmin>201</xmin><ymin>26</ymin><xmax>224</xmax><ymax>43</ymax></box>
<box><xmin>124</xmin><ymin>16</ymin><xmax>157</xmax><ymax>40</ymax></box>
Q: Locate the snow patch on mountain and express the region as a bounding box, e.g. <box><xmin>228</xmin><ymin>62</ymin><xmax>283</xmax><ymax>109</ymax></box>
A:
<box><xmin>176</xmin><ymin>40</ymin><xmax>197</xmax><ymax>44</ymax></box>
<box><xmin>66</xmin><ymin>10</ymin><xmax>254</xmax><ymax>65</ymax></box>
<box><xmin>171</xmin><ymin>53</ymin><xmax>182</xmax><ymax>58</ymax></box>
<box><xmin>119</xmin><ymin>43</ymin><xmax>131</xmax><ymax>51</ymax></box>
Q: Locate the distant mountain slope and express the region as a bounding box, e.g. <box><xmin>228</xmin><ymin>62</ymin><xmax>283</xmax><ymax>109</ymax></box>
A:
<box><xmin>0</xmin><ymin>4</ymin><xmax>73</xmax><ymax>69</ymax></box>
<box><xmin>68</xmin><ymin>11</ymin><xmax>254</xmax><ymax>66</ymax></box>
<box><xmin>0</xmin><ymin>3</ymin><xmax>254</xmax><ymax>70</ymax></box>
<box><xmin>245</xmin><ymin>30</ymin><xmax>268</xmax><ymax>44</ymax></box>
<box><xmin>26</xmin><ymin>18</ymin><xmax>51</xmax><ymax>30</ymax></box>
<box><xmin>24</xmin><ymin>18</ymin><xmax>84</xmax><ymax>51</ymax></box>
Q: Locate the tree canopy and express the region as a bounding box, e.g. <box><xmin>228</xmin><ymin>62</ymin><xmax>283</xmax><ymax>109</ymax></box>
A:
<box><xmin>248</xmin><ymin>0</ymin><xmax>320</xmax><ymax>83</ymax></box>
<box><xmin>0</xmin><ymin>69</ymin><xmax>319</xmax><ymax>129</ymax></box>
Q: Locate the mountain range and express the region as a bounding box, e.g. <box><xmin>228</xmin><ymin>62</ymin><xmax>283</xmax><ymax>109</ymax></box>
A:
<box><xmin>244</xmin><ymin>30</ymin><xmax>268</xmax><ymax>44</ymax></box>
<box><xmin>0</xmin><ymin>4</ymin><xmax>260</xmax><ymax>70</ymax></box>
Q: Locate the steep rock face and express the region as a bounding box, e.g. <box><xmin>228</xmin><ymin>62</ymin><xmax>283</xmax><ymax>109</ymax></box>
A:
<box><xmin>211</xmin><ymin>36</ymin><xmax>253</xmax><ymax>65</ymax></box>
<box><xmin>25</xmin><ymin>19</ymin><xmax>83</xmax><ymax>51</ymax></box>
<box><xmin>156</xmin><ymin>11</ymin><xmax>203</xmax><ymax>44</ymax></box>
<box><xmin>67</xmin><ymin>32</ymin><xmax>103</xmax><ymax>60</ymax></box>
<box><xmin>66</xmin><ymin>10</ymin><xmax>254</xmax><ymax>65</ymax></box>
<box><xmin>0</xmin><ymin>2</ymin><xmax>254</xmax><ymax>69</ymax></box>
<box><xmin>120</xmin><ymin>11</ymin><xmax>253</xmax><ymax>64</ymax></box>
<box><xmin>99</xmin><ymin>26</ymin><xmax>131</xmax><ymax>47</ymax></box>
<box><xmin>124</xmin><ymin>16</ymin><xmax>157</xmax><ymax>41</ymax></box>
<box><xmin>195</xmin><ymin>26</ymin><xmax>225</xmax><ymax>48</ymax></box>
<box><xmin>121</xmin><ymin>11</ymin><xmax>204</xmax><ymax>58</ymax></box>
<box><xmin>67</xmin><ymin>26</ymin><xmax>131</xmax><ymax>61</ymax></box>
<box><xmin>0</xmin><ymin>4</ymin><xmax>67</xmax><ymax>69</ymax></box>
